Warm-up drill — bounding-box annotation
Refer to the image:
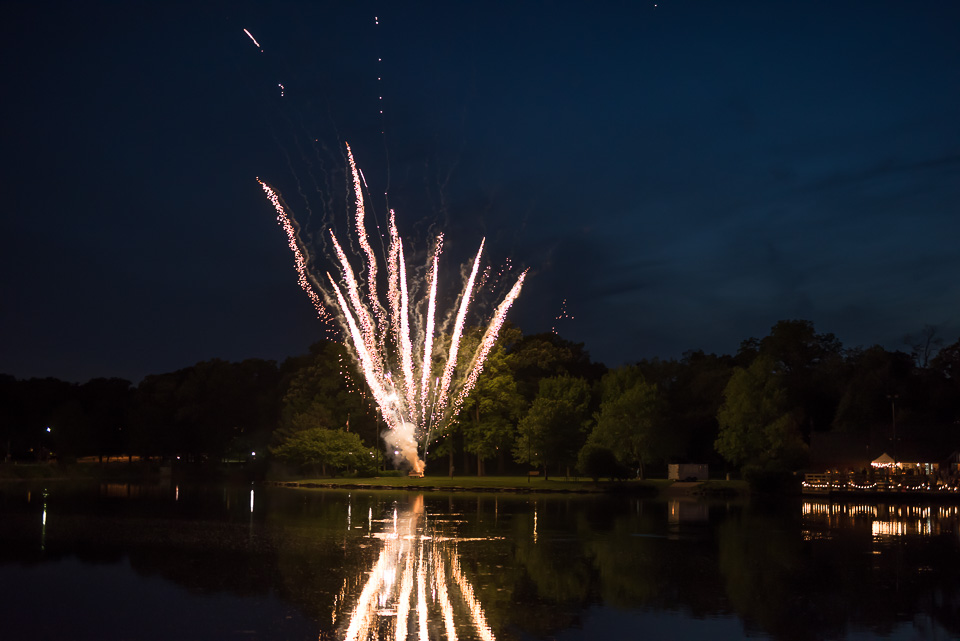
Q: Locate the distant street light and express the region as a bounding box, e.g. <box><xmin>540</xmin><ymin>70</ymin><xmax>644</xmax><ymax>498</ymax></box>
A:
<box><xmin>887</xmin><ymin>394</ymin><xmax>899</xmax><ymax>471</ymax></box>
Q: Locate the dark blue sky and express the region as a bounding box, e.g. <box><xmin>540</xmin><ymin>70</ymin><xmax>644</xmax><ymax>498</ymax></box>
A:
<box><xmin>2</xmin><ymin>1</ymin><xmax>959</xmax><ymax>383</ymax></box>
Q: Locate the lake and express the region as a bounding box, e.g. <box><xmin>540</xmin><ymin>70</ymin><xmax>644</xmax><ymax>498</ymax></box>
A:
<box><xmin>1</xmin><ymin>481</ymin><xmax>958</xmax><ymax>640</ymax></box>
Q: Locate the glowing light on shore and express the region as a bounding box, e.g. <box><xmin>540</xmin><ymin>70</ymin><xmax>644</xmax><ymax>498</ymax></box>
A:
<box><xmin>263</xmin><ymin>143</ymin><xmax>526</xmax><ymax>473</ymax></box>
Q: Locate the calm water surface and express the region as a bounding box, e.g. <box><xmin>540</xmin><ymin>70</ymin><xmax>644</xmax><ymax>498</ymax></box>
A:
<box><xmin>1</xmin><ymin>482</ymin><xmax>958</xmax><ymax>641</ymax></box>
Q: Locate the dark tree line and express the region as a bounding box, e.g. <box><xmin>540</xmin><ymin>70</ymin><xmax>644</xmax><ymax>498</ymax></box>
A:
<box><xmin>4</xmin><ymin>319</ymin><xmax>960</xmax><ymax>481</ymax></box>
<box><xmin>0</xmin><ymin>359</ymin><xmax>284</xmax><ymax>464</ymax></box>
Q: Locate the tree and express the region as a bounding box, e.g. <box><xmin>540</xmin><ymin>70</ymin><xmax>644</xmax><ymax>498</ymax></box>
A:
<box><xmin>587</xmin><ymin>366</ymin><xmax>667</xmax><ymax>478</ymax></box>
<box><xmin>175</xmin><ymin>359</ymin><xmax>281</xmax><ymax>460</ymax></box>
<box><xmin>514</xmin><ymin>376</ymin><xmax>591</xmax><ymax>479</ymax></box>
<box><xmin>279</xmin><ymin>341</ymin><xmax>373</xmax><ymax>437</ymax></box>
<box><xmin>79</xmin><ymin>378</ymin><xmax>133</xmax><ymax>459</ymax></box>
<box><xmin>509</xmin><ymin>333</ymin><xmax>606</xmax><ymax>402</ymax></box>
<box><xmin>930</xmin><ymin>338</ymin><xmax>960</xmax><ymax>428</ymax></box>
<box><xmin>131</xmin><ymin>370</ymin><xmax>187</xmax><ymax>457</ymax></box>
<box><xmin>631</xmin><ymin>352</ymin><xmax>736</xmax><ymax>467</ymax></box>
<box><xmin>278</xmin><ymin>341</ymin><xmax>378</xmax><ymax>467</ymax></box>
<box><xmin>905</xmin><ymin>324</ymin><xmax>942</xmax><ymax>369</ymax></box>
<box><xmin>756</xmin><ymin>320</ymin><xmax>845</xmax><ymax>436</ymax></box>
<box><xmin>12</xmin><ymin>377</ymin><xmax>76</xmax><ymax>460</ymax></box>
<box><xmin>460</xmin><ymin>332</ymin><xmax>526</xmax><ymax>475</ymax></box>
<box><xmin>129</xmin><ymin>359</ymin><xmax>281</xmax><ymax>461</ymax></box>
<box><xmin>931</xmin><ymin>337</ymin><xmax>960</xmax><ymax>381</ymax></box>
<box><xmin>715</xmin><ymin>355</ymin><xmax>807</xmax><ymax>484</ymax></box>
<box><xmin>271</xmin><ymin>428</ymin><xmax>375</xmax><ymax>477</ymax></box>
<box><xmin>832</xmin><ymin>346</ymin><xmax>913</xmax><ymax>434</ymax></box>
<box><xmin>576</xmin><ymin>443</ymin><xmax>629</xmax><ymax>482</ymax></box>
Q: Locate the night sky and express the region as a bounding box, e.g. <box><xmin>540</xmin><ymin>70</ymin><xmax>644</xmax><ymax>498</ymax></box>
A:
<box><xmin>3</xmin><ymin>1</ymin><xmax>959</xmax><ymax>384</ymax></box>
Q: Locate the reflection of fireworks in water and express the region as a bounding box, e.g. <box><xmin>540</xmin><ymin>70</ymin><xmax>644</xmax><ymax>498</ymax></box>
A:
<box><xmin>261</xmin><ymin>143</ymin><xmax>526</xmax><ymax>473</ymax></box>
<box><xmin>343</xmin><ymin>496</ymin><xmax>496</xmax><ymax>641</ymax></box>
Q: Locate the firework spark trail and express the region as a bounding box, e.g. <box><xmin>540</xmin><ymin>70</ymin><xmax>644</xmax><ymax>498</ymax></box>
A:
<box><xmin>258</xmin><ymin>179</ymin><xmax>328</xmax><ymax>320</ymax></box>
<box><xmin>386</xmin><ymin>212</ymin><xmax>404</xmax><ymax>388</ymax></box>
<box><xmin>243</xmin><ymin>28</ymin><xmax>262</xmax><ymax>50</ymax></box>
<box><xmin>418</xmin><ymin>235</ymin><xmax>442</xmax><ymax>425</ymax></box>
<box><xmin>551</xmin><ymin>297</ymin><xmax>574</xmax><ymax>334</ymax></box>
<box><xmin>432</xmin><ymin>240</ymin><xmax>485</xmax><ymax>427</ymax></box>
<box><xmin>451</xmin><ymin>269</ymin><xmax>528</xmax><ymax>414</ymax></box>
<box><xmin>330</xmin><ymin>231</ymin><xmax>382</xmax><ymax>378</ymax></box>
<box><xmin>329</xmin><ymin>277</ymin><xmax>389</xmax><ymax>405</ymax></box>
<box><xmin>345</xmin><ymin>143</ymin><xmax>381</xmax><ymax>321</ymax></box>
<box><xmin>397</xmin><ymin>234</ymin><xmax>416</xmax><ymax>414</ymax></box>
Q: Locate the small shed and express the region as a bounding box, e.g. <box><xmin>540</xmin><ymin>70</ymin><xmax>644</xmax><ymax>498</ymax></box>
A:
<box><xmin>668</xmin><ymin>463</ymin><xmax>708</xmax><ymax>481</ymax></box>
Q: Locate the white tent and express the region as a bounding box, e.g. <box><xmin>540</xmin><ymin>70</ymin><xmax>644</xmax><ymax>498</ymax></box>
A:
<box><xmin>871</xmin><ymin>452</ymin><xmax>895</xmax><ymax>468</ymax></box>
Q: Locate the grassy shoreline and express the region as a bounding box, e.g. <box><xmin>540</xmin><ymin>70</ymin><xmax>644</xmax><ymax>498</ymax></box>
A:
<box><xmin>0</xmin><ymin>463</ymin><xmax>750</xmax><ymax>497</ymax></box>
<box><xmin>270</xmin><ymin>475</ymin><xmax>750</xmax><ymax>497</ymax></box>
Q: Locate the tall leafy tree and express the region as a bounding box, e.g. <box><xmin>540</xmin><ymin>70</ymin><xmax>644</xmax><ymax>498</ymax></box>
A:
<box><xmin>271</xmin><ymin>427</ymin><xmax>375</xmax><ymax>477</ymax></box>
<box><xmin>79</xmin><ymin>378</ymin><xmax>133</xmax><ymax>459</ymax></box>
<box><xmin>588</xmin><ymin>366</ymin><xmax>666</xmax><ymax>478</ymax></box>
<box><xmin>756</xmin><ymin>319</ymin><xmax>845</xmax><ymax>436</ymax></box>
<box><xmin>280</xmin><ymin>341</ymin><xmax>371</xmax><ymax>435</ymax></box>
<box><xmin>174</xmin><ymin>358</ymin><xmax>281</xmax><ymax>459</ymax></box>
<box><xmin>132</xmin><ymin>369</ymin><xmax>188</xmax><ymax>457</ymax></box>
<box><xmin>832</xmin><ymin>346</ymin><xmax>913</xmax><ymax>435</ymax></box>
<box><xmin>278</xmin><ymin>341</ymin><xmax>379</xmax><ymax>465</ymax></box>
<box><xmin>515</xmin><ymin>375</ymin><xmax>591</xmax><ymax>478</ymax></box>
<box><xmin>715</xmin><ymin>355</ymin><xmax>807</xmax><ymax>483</ymax></box>
<box><xmin>460</xmin><ymin>328</ymin><xmax>526</xmax><ymax>475</ymax></box>
<box><xmin>634</xmin><ymin>352</ymin><xmax>736</xmax><ymax>466</ymax></box>
<box><xmin>509</xmin><ymin>333</ymin><xmax>606</xmax><ymax>402</ymax></box>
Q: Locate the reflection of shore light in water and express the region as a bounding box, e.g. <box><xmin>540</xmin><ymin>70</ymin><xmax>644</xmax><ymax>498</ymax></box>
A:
<box><xmin>41</xmin><ymin>488</ymin><xmax>49</xmax><ymax>552</ymax></box>
<box><xmin>341</xmin><ymin>495</ymin><xmax>497</xmax><ymax>640</ymax></box>
<box><xmin>262</xmin><ymin>143</ymin><xmax>526</xmax><ymax>473</ymax></box>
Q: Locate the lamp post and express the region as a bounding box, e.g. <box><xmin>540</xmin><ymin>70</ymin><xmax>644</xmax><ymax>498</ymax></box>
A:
<box><xmin>37</xmin><ymin>426</ymin><xmax>52</xmax><ymax>462</ymax></box>
<box><xmin>527</xmin><ymin>434</ymin><xmax>531</xmax><ymax>484</ymax></box>
<box><xmin>887</xmin><ymin>394</ymin><xmax>899</xmax><ymax>473</ymax></box>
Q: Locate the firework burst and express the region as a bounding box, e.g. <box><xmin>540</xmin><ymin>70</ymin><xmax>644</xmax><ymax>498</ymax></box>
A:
<box><xmin>263</xmin><ymin>143</ymin><xmax>526</xmax><ymax>473</ymax></box>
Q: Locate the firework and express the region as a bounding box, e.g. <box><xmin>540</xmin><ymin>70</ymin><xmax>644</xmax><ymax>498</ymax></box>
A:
<box><xmin>243</xmin><ymin>28</ymin><xmax>262</xmax><ymax>51</ymax></box>
<box><xmin>258</xmin><ymin>178</ymin><xmax>329</xmax><ymax>322</ymax></box>
<box><xmin>341</xmin><ymin>497</ymin><xmax>496</xmax><ymax>641</ymax></box>
<box><xmin>264</xmin><ymin>144</ymin><xmax>526</xmax><ymax>472</ymax></box>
